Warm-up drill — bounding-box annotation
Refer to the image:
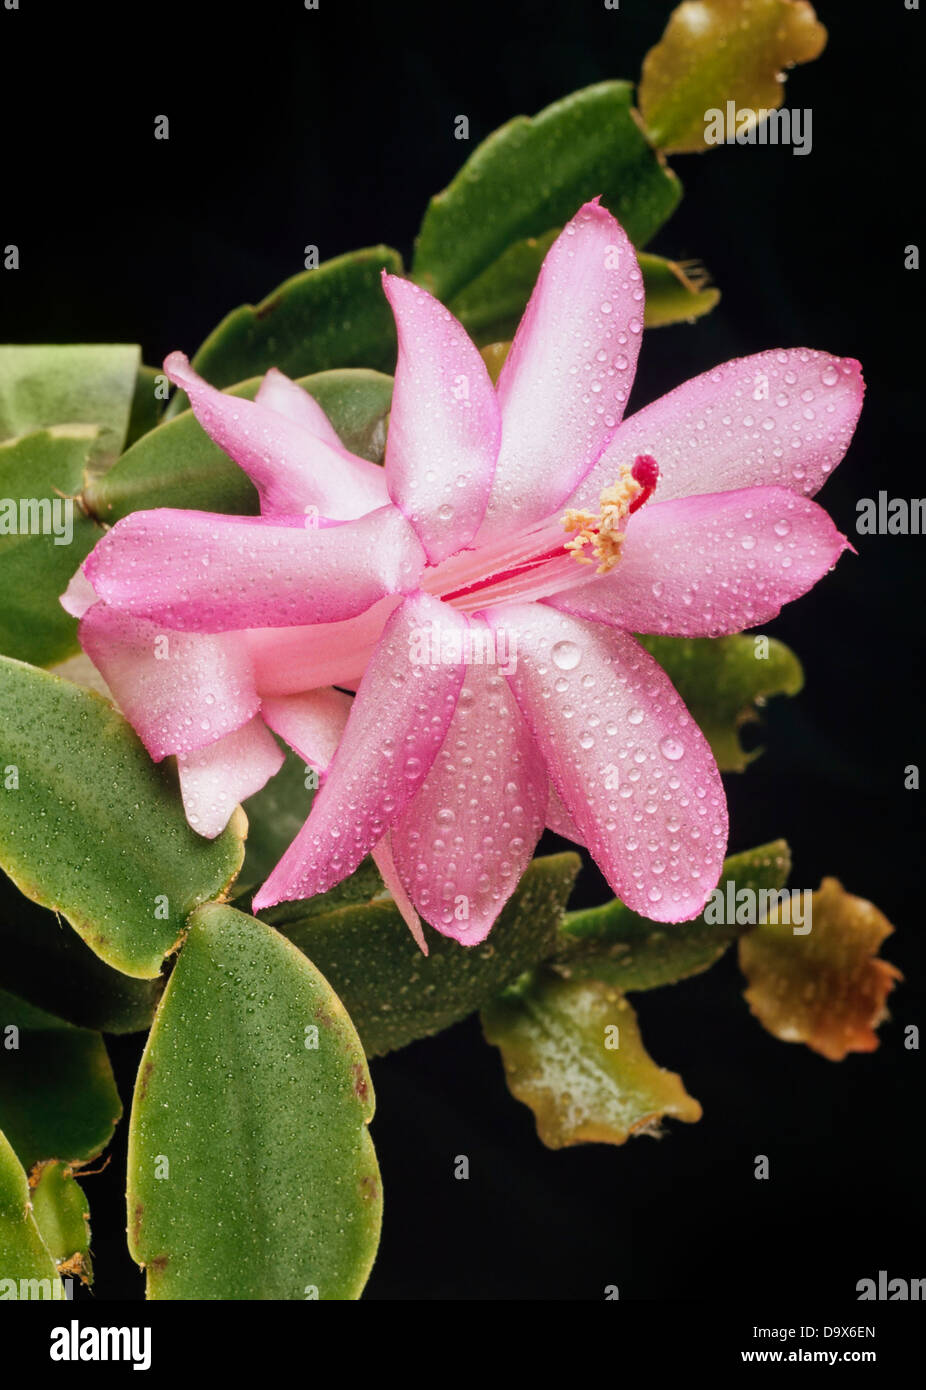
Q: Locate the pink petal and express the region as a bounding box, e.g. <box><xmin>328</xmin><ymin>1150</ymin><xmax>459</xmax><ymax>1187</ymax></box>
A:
<box><xmin>84</xmin><ymin>505</ymin><xmax>425</xmax><ymax>632</ymax></box>
<box><xmin>485</xmin><ymin>604</ymin><xmax>727</xmax><ymax>922</ymax></box>
<box><xmin>371</xmin><ymin>833</ymin><xmax>429</xmax><ymax>955</ymax></box>
<box><xmin>546</xmin><ymin>783</ymin><xmax>584</xmax><ymax>844</ymax></box>
<box><xmin>549</xmin><ymin>486</ymin><xmax>850</xmax><ymax>637</ymax></box>
<box><xmin>177</xmin><ymin>715</ymin><xmax>284</xmax><ymax>838</ymax></box>
<box><xmin>252</xmin><ymin>593</ymin><xmax>467</xmax><ymax>911</ymax></box>
<box><xmin>61</xmin><ymin>565</ymin><xmax>98</xmax><ymax>619</ymax></box>
<box><xmin>261</xmin><ymin>688</ymin><xmax>353</xmax><ymax>772</ymax></box>
<box><xmin>244</xmin><ymin>597</ymin><xmax>401</xmax><ymax>696</ymax></box>
<box><xmin>476</xmin><ymin>199</ymin><xmax>643</xmax><ymax>544</ymax></box>
<box><xmin>567</xmin><ymin>349</ymin><xmax>864</xmax><ymax>514</ymax></box>
<box><xmin>255</xmin><ymin>367</ymin><xmax>345</xmax><ymax>448</ymax></box>
<box><xmin>165</xmin><ymin>352</ymin><xmax>389</xmax><ymax>521</ymax></box>
<box><xmin>78</xmin><ymin>604</ymin><xmax>259</xmax><ymax>760</ymax></box>
<box><xmin>382</xmin><ymin>274</ymin><xmax>500</xmax><ymax>564</ymax></box>
<box><xmin>391</xmin><ymin>618</ymin><xmax>547</xmax><ymax>945</ymax></box>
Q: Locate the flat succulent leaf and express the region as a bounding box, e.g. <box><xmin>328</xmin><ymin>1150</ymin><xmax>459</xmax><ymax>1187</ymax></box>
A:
<box><xmin>739</xmin><ymin>878</ymin><xmax>901</xmax><ymax>1061</ymax></box>
<box><xmin>639</xmin><ymin>0</ymin><xmax>827</xmax><ymax>153</ymax></box>
<box><xmin>637</xmin><ymin>252</ymin><xmax>720</xmax><ymax>327</ymax></box>
<box><xmin>85</xmin><ymin>368</ymin><xmax>393</xmax><ymax>524</ymax></box>
<box><xmin>30</xmin><ymin>1161</ymin><xmax>93</xmax><ymax>1285</ymax></box>
<box><xmin>640</xmin><ymin>633</ymin><xmax>803</xmax><ymax>772</ymax></box>
<box><xmin>0</xmin><ymin>869</ymin><xmax>162</xmax><ymax>1033</ymax></box>
<box><xmin>165</xmin><ymin>247</ymin><xmax>403</xmax><ymax>417</ymax></box>
<box><xmin>0</xmin><ymin>1024</ymin><xmax>121</xmax><ymax>1170</ymax></box>
<box><xmin>261</xmin><ymin>852</ymin><xmax>581</xmax><ymax>1056</ymax></box>
<box><xmin>0</xmin><ymin>659</ymin><xmax>244</xmax><ymax>978</ymax></box>
<box><xmin>124</xmin><ymin>364</ymin><xmax>164</xmax><ymax>448</ymax></box>
<box><xmin>0</xmin><ymin>1129</ymin><xmax>63</xmax><ymax>1293</ymax></box>
<box><xmin>482</xmin><ymin>972</ymin><xmax>701</xmax><ymax>1148</ymax></box>
<box><xmin>412</xmin><ymin>82</ymin><xmax>682</xmax><ymax>302</ymax></box>
<box><xmin>0</xmin><ymin>344</ymin><xmax>139</xmax><ymax>471</ymax></box>
<box><xmin>128</xmin><ymin>903</ymin><xmax>381</xmax><ymax>1300</ymax></box>
<box><xmin>0</xmin><ymin>429</ymin><xmax>104</xmax><ymax>666</ymax></box>
<box><xmin>452</xmin><ymin>235</ymin><xmax>718</xmax><ymax>344</ymax></box>
<box><xmin>0</xmin><ymin>987</ymin><xmax>72</xmax><ymax>1031</ymax></box>
<box><xmin>555</xmin><ymin>840</ymin><xmax>791</xmax><ymax>990</ymax></box>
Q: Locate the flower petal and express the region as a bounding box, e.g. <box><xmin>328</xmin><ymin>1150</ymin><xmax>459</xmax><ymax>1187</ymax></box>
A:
<box><xmin>546</xmin><ymin>783</ymin><xmax>584</xmax><ymax>844</ymax></box>
<box><xmin>252</xmin><ymin>594</ymin><xmax>467</xmax><ymax>910</ymax></box>
<box><xmin>391</xmin><ymin>618</ymin><xmax>547</xmax><ymax>945</ymax></box>
<box><xmin>485</xmin><ymin>604</ymin><xmax>727</xmax><ymax>922</ymax></box>
<box><xmin>371</xmin><ymin>833</ymin><xmax>429</xmax><ymax>955</ymax></box>
<box><xmin>165</xmin><ymin>352</ymin><xmax>389</xmax><ymax>520</ymax></box>
<box><xmin>177</xmin><ymin>715</ymin><xmax>284</xmax><ymax>838</ymax></box>
<box><xmin>78</xmin><ymin>604</ymin><xmax>259</xmax><ymax>759</ymax></box>
<box><xmin>244</xmin><ymin>597</ymin><xmax>402</xmax><ymax>696</ymax></box>
<box><xmin>382</xmin><ymin>274</ymin><xmax>500</xmax><ymax>564</ymax></box>
<box><xmin>61</xmin><ymin>565</ymin><xmax>98</xmax><ymax>619</ymax></box>
<box><xmin>84</xmin><ymin>505</ymin><xmax>425</xmax><ymax>631</ymax></box>
<box><xmin>549</xmin><ymin>486</ymin><xmax>849</xmax><ymax>637</ymax></box>
<box><xmin>567</xmin><ymin>349</ymin><xmax>864</xmax><ymax>513</ymax></box>
<box><xmin>477</xmin><ymin>200</ymin><xmax>643</xmax><ymax>543</ymax></box>
<box><xmin>260</xmin><ymin>688</ymin><xmax>353</xmax><ymax>772</ymax></box>
<box><xmin>255</xmin><ymin>367</ymin><xmax>345</xmax><ymax>449</ymax></box>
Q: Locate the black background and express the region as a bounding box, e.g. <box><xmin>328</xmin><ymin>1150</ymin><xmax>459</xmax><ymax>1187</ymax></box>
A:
<box><xmin>2</xmin><ymin>0</ymin><xmax>923</xmax><ymax>1301</ymax></box>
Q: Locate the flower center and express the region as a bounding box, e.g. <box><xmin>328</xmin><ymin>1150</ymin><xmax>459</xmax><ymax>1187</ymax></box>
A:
<box><xmin>561</xmin><ymin>454</ymin><xmax>659</xmax><ymax>574</ymax></box>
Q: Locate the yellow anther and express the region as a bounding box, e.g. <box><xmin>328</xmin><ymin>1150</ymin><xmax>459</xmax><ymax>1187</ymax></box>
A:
<box><xmin>562</xmin><ymin>464</ymin><xmax>642</xmax><ymax>574</ymax></box>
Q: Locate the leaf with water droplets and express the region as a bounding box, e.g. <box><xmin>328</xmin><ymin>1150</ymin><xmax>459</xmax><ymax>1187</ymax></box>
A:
<box><xmin>86</xmin><ymin>368</ymin><xmax>393</xmax><ymax>523</ymax></box>
<box><xmin>0</xmin><ymin>430</ymin><xmax>105</xmax><ymax>667</ymax></box>
<box><xmin>639</xmin><ymin>0</ymin><xmax>827</xmax><ymax>153</ymax></box>
<box><xmin>555</xmin><ymin>840</ymin><xmax>791</xmax><ymax>990</ymax></box>
<box><xmin>128</xmin><ymin>903</ymin><xmax>381</xmax><ymax>1300</ymax></box>
<box><xmin>0</xmin><ymin>1018</ymin><xmax>120</xmax><ymax>1170</ymax></box>
<box><xmin>413</xmin><ymin>82</ymin><xmax>681</xmax><ymax>303</ymax></box>
<box><xmin>165</xmin><ymin>247</ymin><xmax>402</xmax><ymax>417</ymax></box>
<box><xmin>739</xmin><ymin>878</ymin><xmax>901</xmax><ymax>1061</ymax></box>
<box><xmin>30</xmin><ymin>1161</ymin><xmax>93</xmax><ymax>1286</ymax></box>
<box><xmin>261</xmin><ymin>852</ymin><xmax>581</xmax><ymax>1056</ymax></box>
<box><xmin>0</xmin><ymin>659</ymin><xmax>244</xmax><ymax>978</ymax></box>
<box><xmin>482</xmin><ymin>972</ymin><xmax>701</xmax><ymax>1148</ymax></box>
<box><xmin>0</xmin><ymin>344</ymin><xmax>140</xmax><ymax>470</ymax></box>
<box><xmin>640</xmin><ymin>633</ymin><xmax>803</xmax><ymax>772</ymax></box>
<box><xmin>0</xmin><ymin>1128</ymin><xmax>64</xmax><ymax>1291</ymax></box>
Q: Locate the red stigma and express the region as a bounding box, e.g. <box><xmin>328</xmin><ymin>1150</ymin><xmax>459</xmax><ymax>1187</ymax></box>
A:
<box><xmin>628</xmin><ymin>454</ymin><xmax>659</xmax><ymax>513</ymax></box>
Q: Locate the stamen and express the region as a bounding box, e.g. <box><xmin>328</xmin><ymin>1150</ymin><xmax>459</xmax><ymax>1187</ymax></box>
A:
<box><xmin>563</xmin><ymin>454</ymin><xmax>660</xmax><ymax>573</ymax></box>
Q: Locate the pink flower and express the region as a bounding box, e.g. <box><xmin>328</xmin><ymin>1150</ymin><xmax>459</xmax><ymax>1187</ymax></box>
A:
<box><xmin>66</xmin><ymin>200</ymin><xmax>862</xmax><ymax>947</ymax></box>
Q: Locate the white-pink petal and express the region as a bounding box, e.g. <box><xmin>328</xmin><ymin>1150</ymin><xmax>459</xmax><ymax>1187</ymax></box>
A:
<box><xmin>261</xmin><ymin>688</ymin><xmax>353</xmax><ymax>772</ymax></box>
<box><xmin>391</xmin><ymin>618</ymin><xmax>547</xmax><ymax>945</ymax></box>
<box><xmin>84</xmin><ymin>505</ymin><xmax>426</xmax><ymax>632</ymax></box>
<box><xmin>252</xmin><ymin>593</ymin><xmax>467</xmax><ymax>911</ymax></box>
<box><xmin>383</xmin><ymin>274</ymin><xmax>500</xmax><ymax>564</ymax></box>
<box><xmin>166</xmin><ymin>352</ymin><xmax>389</xmax><ymax>521</ymax></box>
<box><xmin>477</xmin><ymin>199</ymin><xmax>643</xmax><ymax>544</ymax></box>
<box><xmin>177</xmin><ymin>715</ymin><xmax>284</xmax><ymax>838</ymax></box>
<box><xmin>371</xmin><ymin>833</ymin><xmax>429</xmax><ymax>955</ymax></box>
<box><xmin>549</xmin><ymin>486</ymin><xmax>849</xmax><ymax>637</ymax></box>
<box><xmin>78</xmin><ymin>604</ymin><xmax>259</xmax><ymax>760</ymax></box>
<box><xmin>486</xmin><ymin>604</ymin><xmax>727</xmax><ymax>923</ymax></box>
<box><xmin>567</xmin><ymin>348</ymin><xmax>864</xmax><ymax>514</ymax></box>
